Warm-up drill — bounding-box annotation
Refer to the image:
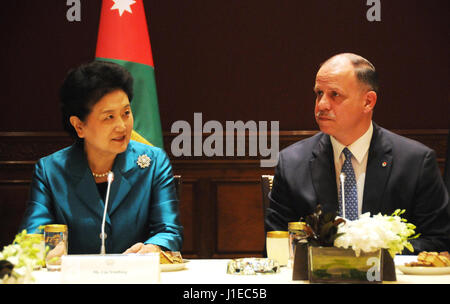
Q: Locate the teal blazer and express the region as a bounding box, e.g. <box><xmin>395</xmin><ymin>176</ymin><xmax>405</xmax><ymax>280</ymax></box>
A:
<box><xmin>19</xmin><ymin>140</ymin><xmax>183</xmax><ymax>254</ymax></box>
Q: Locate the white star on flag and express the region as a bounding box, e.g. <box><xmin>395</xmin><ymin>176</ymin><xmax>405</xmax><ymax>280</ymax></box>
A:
<box><xmin>110</xmin><ymin>0</ymin><xmax>136</xmax><ymax>16</ymax></box>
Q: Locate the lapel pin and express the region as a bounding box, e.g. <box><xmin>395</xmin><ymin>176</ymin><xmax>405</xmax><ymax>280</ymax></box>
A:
<box><xmin>382</xmin><ymin>161</ymin><xmax>387</xmax><ymax>167</ymax></box>
<box><xmin>137</xmin><ymin>154</ymin><xmax>151</xmax><ymax>168</ymax></box>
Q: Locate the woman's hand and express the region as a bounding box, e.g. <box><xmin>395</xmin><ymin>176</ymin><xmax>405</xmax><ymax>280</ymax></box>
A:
<box><xmin>123</xmin><ymin>242</ymin><xmax>161</xmax><ymax>254</ymax></box>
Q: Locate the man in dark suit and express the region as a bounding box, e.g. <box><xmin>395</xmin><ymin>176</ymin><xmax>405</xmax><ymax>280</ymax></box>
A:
<box><xmin>265</xmin><ymin>53</ymin><xmax>450</xmax><ymax>252</ymax></box>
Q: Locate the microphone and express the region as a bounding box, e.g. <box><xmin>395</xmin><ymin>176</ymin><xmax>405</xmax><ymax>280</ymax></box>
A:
<box><xmin>339</xmin><ymin>173</ymin><xmax>346</xmax><ymax>219</ymax></box>
<box><xmin>100</xmin><ymin>171</ymin><xmax>114</xmax><ymax>255</ymax></box>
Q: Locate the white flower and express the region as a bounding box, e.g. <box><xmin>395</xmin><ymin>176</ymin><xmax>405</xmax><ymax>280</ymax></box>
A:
<box><xmin>334</xmin><ymin>210</ymin><xmax>417</xmax><ymax>257</ymax></box>
<box><xmin>1</xmin><ymin>230</ymin><xmax>44</xmax><ymax>284</ymax></box>
<box><xmin>7</xmin><ymin>256</ymin><xmax>19</xmax><ymax>266</ymax></box>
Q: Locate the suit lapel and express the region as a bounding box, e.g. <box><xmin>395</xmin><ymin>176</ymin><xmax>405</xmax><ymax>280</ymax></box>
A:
<box><xmin>310</xmin><ymin>134</ymin><xmax>339</xmax><ymax>214</ymax></box>
<box><xmin>68</xmin><ymin>143</ymin><xmax>106</xmax><ymax>222</ymax></box>
<box><xmin>107</xmin><ymin>171</ymin><xmax>131</xmax><ymax>217</ymax></box>
<box><xmin>68</xmin><ymin>142</ymin><xmax>136</xmax><ymax>226</ymax></box>
<box><xmin>108</xmin><ymin>144</ymin><xmax>135</xmax><ymax>216</ymax></box>
<box><xmin>74</xmin><ymin>171</ymin><xmax>106</xmax><ymax>221</ymax></box>
<box><xmin>362</xmin><ymin>123</ymin><xmax>393</xmax><ymax>214</ymax></box>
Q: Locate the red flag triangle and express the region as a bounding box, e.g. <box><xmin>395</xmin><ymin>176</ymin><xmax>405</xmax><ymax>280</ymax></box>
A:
<box><xmin>96</xmin><ymin>0</ymin><xmax>154</xmax><ymax>67</ymax></box>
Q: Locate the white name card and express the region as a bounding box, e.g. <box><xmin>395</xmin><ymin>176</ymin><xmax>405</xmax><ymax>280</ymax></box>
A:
<box><xmin>61</xmin><ymin>253</ymin><xmax>160</xmax><ymax>284</ymax></box>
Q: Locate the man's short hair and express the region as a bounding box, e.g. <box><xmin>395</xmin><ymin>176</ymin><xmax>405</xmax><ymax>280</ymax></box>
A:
<box><xmin>322</xmin><ymin>53</ymin><xmax>379</xmax><ymax>93</ymax></box>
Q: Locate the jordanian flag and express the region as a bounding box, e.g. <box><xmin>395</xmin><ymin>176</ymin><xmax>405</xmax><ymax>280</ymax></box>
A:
<box><xmin>95</xmin><ymin>0</ymin><xmax>163</xmax><ymax>148</ymax></box>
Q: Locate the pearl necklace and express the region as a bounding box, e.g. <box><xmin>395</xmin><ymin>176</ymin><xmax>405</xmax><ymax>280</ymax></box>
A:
<box><xmin>92</xmin><ymin>170</ymin><xmax>112</xmax><ymax>178</ymax></box>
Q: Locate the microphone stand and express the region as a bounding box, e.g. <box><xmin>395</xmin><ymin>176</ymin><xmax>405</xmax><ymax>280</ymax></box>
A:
<box><xmin>340</xmin><ymin>173</ymin><xmax>346</xmax><ymax>219</ymax></box>
<box><xmin>100</xmin><ymin>171</ymin><xmax>114</xmax><ymax>255</ymax></box>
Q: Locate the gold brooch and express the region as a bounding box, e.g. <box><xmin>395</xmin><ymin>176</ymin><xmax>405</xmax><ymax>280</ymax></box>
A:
<box><xmin>137</xmin><ymin>154</ymin><xmax>151</xmax><ymax>168</ymax></box>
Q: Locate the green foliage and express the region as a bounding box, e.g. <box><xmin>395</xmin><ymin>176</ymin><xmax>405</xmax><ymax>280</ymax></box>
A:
<box><xmin>0</xmin><ymin>230</ymin><xmax>46</xmax><ymax>284</ymax></box>
<box><xmin>302</xmin><ymin>205</ymin><xmax>346</xmax><ymax>247</ymax></box>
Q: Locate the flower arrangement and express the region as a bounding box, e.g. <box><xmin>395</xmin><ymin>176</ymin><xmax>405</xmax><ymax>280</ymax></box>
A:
<box><xmin>0</xmin><ymin>230</ymin><xmax>45</xmax><ymax>284</ymax></box>
<box><xmin>299</xmin><ymin>206</ymin><xmax>417</xmax><ymax>282</ymax></box>
<box><xmin>303</xmin><ymin>205</ymin><xmax>418</xmax><ymax>257</ymax></box>
<box><xmin>334</xmin><ymin>209</ymin><xmax>419</xmax><ymax>257</ymax></box>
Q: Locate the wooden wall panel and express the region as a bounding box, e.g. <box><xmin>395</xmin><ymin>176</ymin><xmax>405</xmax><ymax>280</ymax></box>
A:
<box><xmin>0</xmin><ymin>182</ymin><xmax>30</xmax><ymax>245</ymax></box>
<box><xmin>215</xmin><ymin>180</ymin><xmax>264</xmax><ymax>256</ymax></box>
<box><xmin>178</xmin><ymin>180</ymin><xmax>196</xmax><ymax>256</ymax></box>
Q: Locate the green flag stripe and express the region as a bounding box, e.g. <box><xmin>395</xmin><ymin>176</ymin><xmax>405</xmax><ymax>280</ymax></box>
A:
<box><xmin>96</xmin><ymin>57</ymin><xmax>163</xmax><ymax>149</ymax></box>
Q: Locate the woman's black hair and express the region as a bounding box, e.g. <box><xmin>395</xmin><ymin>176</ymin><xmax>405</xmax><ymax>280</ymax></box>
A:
<box><xmin>59</xmin><ymin>60</ymin><xmax>134</xmax><ymax>139</ymax></box>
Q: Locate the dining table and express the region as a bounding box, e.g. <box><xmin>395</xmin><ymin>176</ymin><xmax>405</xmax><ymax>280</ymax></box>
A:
<box><xmin>31</xmin><ymin>255</ymin><xmax>450</xmax><ymax>284</ymax></box>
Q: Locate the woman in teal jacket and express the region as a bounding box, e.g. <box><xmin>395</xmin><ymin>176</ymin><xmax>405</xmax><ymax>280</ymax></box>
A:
<box><xmin>19</xmin><ymin>61</ymin><xmax>183</xmax><ymax>254</ymax></box>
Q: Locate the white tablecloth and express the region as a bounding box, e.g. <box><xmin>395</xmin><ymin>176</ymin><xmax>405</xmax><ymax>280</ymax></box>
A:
<box><xmin>31</xmin><ymin>255</ymin><xmax>450</xmax><ymax>284</ymax></box>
